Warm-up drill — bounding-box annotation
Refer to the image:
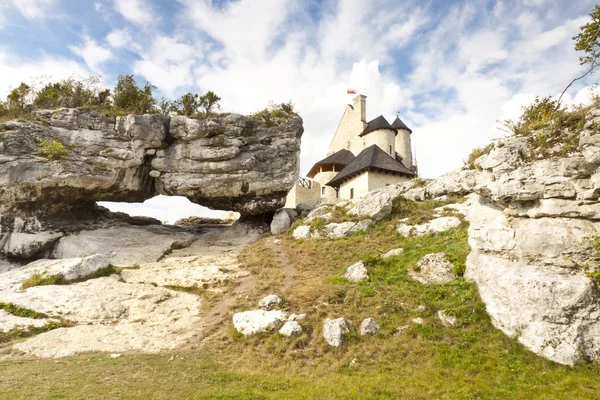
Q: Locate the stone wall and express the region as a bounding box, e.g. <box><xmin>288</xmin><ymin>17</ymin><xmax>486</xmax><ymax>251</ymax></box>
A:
<box><xmin>284</xmin><ymin>179</ymin><xmax>321</xmax><ymax>208</ymax></box>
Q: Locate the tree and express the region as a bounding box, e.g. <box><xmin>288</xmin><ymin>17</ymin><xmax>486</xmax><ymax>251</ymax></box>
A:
<box><xmin>157</xmin><ymin>97</ymin><xmax>173</xmax><ymax>116</ymax></box>
<box><xmin>173</xmin><ymin>92</ymin><xmax>200</xmax><ymax>116</ymax></box>
<box><xmin>199</xmin><ymin>91</ymin><xmax>221</xmax><ymax>114</ymax></box>
<box><xmin>112</xmin><ymin>75</ymin><xmax>157</xmax><ymax>114</ymax></box>
<box><xmin>557</xmin><ymin>4</ymin><xmax>600</xmax><ymax>104</ymax></box>
<box><xmin>7</xmin><ymin>83</ymin><xmax>33</xmax><ymax>113</ymax></box>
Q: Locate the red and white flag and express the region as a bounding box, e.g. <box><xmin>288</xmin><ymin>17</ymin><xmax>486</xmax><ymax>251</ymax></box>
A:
<box><xmin>347</xmin><ymin>88</ymin><xmax>357</xmax><ymax>94</ymax></box>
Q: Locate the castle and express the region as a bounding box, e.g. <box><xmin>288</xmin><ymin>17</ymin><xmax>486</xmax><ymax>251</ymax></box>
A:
<box><xmin>285</xmin><ymin>94</ymin><xmax>416</xmax><ymax>208</ymax></box>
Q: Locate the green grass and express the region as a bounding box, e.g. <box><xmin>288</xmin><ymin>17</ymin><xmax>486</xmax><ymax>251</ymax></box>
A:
<box><xmin>20</xmin><ymin>265</ymin><xmax>118</xmax><ymax>290</ymax></box>
<box><xmin>1</xmin><ymin>198</ymin><xmax>600</xmax><ymax>398</ymax></box>
<box><xmin>0</xmin><ymin>303</ymin><xmax>47</xmax><ymax>319</ymax></box>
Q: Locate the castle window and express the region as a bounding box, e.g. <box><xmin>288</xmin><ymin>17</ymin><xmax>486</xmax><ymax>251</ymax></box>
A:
<box><xmin>350</xmin><ymin>188</ymin><xmax>354</xmax><ymax>199</ymax></box>
<box><xmin>321</xmin><ymin>187</ymin><xmax>326</xmax><ymax>195</ymax></box>
<box><xmin>389</xmin><ymin>145</ymin><xmax>392</xmax><ymax>154</ymax></box>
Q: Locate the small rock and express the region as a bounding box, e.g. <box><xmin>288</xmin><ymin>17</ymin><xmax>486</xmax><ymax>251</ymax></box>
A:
<box><xmin>323</xmin><ymin>318</ymin><xmax>350</xmax><ymax>347</ymax></box>
<box><xmin>232</xmin><ymin>310</ymin><xmax>287</xmax><ymax>335</ymax></box>
<box><xmin>416</xmin><ymin>305</ymin><xmax>426</xmax><ymax>313</ymax></box>
<box><xmin>381</xmin><ymin>248</ymin><xmax>404</xmax><ymax>259</ymax></box>
<box><xmin>409</xmin><ymin>253</ymin><xmax>455</xmax><ymax>285</ymax></box>
<box><xmin>109</xmin><ymin>353</ymin><xmax>122</xmax><ymax>358</ymax></box>
<box><xmin>344</xmin><ymin>261</ymin><xmax>368</xmax><ymax>283</ymax></box>
<box><xmin>145</xmin><ymin>149</ymin><xmax>156</xmax><ymax>156</ymax></box>
<box><xmin>437</xmin><ymin>310</ymin><xmax>458</xmax><ymax>327</ymax></box>
<box><xmin>394</xmin><ymin>325</ymin><xmax>410</xmax><ymax>334</ymax></box>
<box><xmin>359</xmin><ymin>317</ymin><xmax>379</xmax><ymax>336</ymax></box>
<box><xmin>279</xmin><ymin>320</ymin><xmax>303</xmax><ymax>337</ymax></box>
<box><xmin>270</xmin><ymin>209</ymin><xmax>291</xmax><ymax>235</ymax></box>
<box><xmin>288</xmin><ymin>313</ymin><xmax>306</xmax><ymax>321</ymax></box>
<box><xmin>149</xmin><ymin>170</ymin><xmax>161</xmax><ymax>178</ymax></box>
<box><xmin>258</xmin><ymin>294</ymin><xmax>282</xmax><ymax>311</ymax></box>
<box><xmin>273</xmin><ymin>239</ymin><xmax>282</xmax><ymax>244</ymax></box>
<box><xmin>412</xmin><ymin>317</ymin><xmax>424</xmax><ymax>325</ymax></box>
<box><xmin>292</xmin><ymin>225</ymin><xmax>311</xmax><ymax>239</ymax></box>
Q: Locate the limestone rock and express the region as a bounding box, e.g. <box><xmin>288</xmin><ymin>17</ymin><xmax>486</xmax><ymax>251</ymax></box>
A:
<box><xmin>279</xmin><ymin>320</ymin><xmax>303</xmax><ymax>337</ymax></box>
<box><xmin>410</xmin><ymin>253</ymin><xmax>455</xmax><ymax>285</ymax></box>
<box><xmin>270</xmin><ymin>209</ymin><xmax>291</xmax><ymax>235</ymax></box>
<box><xmin>3</xmin><ymin>232</ymin><xmax>64</xmax><ymax>260</ymax></box>
<box><xmin>54</xmin><ymin>226</ymin><xmax>195</xmax><ymax>267</ymax></box>
<box><xmin>232</xmin><ymin>310</ymin><xmax>287</xmax><ymax>335</ymax></box>
<box><xmin>437</xmin><ymin>310</ymin><xmax>458</xmax><ymax>327</ymax></box>
<box><xmin>397</xmin><ymin>216</ymin><xmax>461</xmax><ymax>237</ymax></box>
<box><xmin>344</xmin><ymin>261</ymin><xmax>368</xmax><ymax>283</ymax></box>
<box><xmin>258</xmin><ymin>294</ymin><xmax>283</xmax><ymax>311</ymax></box>
<box><xmin>359</xmin><ymin>317</ymin><xmax>379</xmax><ymax>336</ymax></box>
<box><xmin>323</xmin><ymin>318</ymin><xmax>350</xmax><ymax>347</ymax></box>
<box><xmin>381</xmin><ymin>248</ymin><xmax>404</xmax><ymax>259</ymax></box>
<box><xmin>347</xmin><ymin>189</ymin><xmax>392</xmax><ymax>221</ymax></box>
<box><xmin>0</xmin><ymin>309</ymin><xmax>48</xmax><ymax>333</ymax></box>
<box><xmin>292</xmin><ymin>225</ymin><xmax>311</xmax><ymax>239</ymax></box>
<box><xmin>322</xmin><ymin>219</ymin><xmax>372</xmax><ymax>239</ymax></box>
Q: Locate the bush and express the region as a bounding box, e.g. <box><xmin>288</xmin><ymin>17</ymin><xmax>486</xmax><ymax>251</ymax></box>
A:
<box><xmin>6</xmin><ymin>83</ymin><xmax>33</xmax><ymax>117</ymax></box>
<box><xmin>172</xmin><ymin>92</ymin><xmax>200</xmax><ymax>116</ymax></box>
<box><xmin>199</xmin><ymin>91</ymin><xmax>221</xmax><ymax>115</ymax></box>
<box><xmin>251</xmin><ymin>101</ymin><xmax>297</xmax><ymax>127</ymax></box>
<box><xmin>38</xmin><ymin>139</ymin><xmax>69</xmax><ymax>160</ymax></box>
<box><xmin>465</xmin><ymin>143</ymin><xmax>494</xmax><ymax>169</ymax></box>
<box><xmin>34</xmin><ymin>76</ymin><xmax>108</xmax><ymax>109</ymax></box>
<box><xmin>112</xmin><ymin>74</ymin><xmax>157</xmax><ymax>114</ymax></box>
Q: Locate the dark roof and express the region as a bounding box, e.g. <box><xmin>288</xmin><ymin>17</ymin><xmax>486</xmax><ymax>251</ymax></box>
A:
<box><xmin>307</xmin><ymin>149</ymin><xmax>355</xmax><ymax>178</ymax></box>
<box><xmin>360</xmin><ymin>115</ymin><xmax>397</xmax><ymax>137</ymax></box>
<box><xmin>391</xmin><ymin>116</ymin><xmax>412</xmax><ymax>134</ymax></box>
<box><xmin>326</xmin><ymin>145</ymin><xmax>414</xmax><ymax>187</ymax></box>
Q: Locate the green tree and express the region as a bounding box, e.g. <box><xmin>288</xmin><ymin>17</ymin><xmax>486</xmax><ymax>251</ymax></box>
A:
<box><xmin>112</xmin><ymin>75</ymin><xmax>157</xmax><ymax>114</ymax></box>
<box><xmin>173</xmin><ymin>92</ymin><xmax>200</xmax><ymax>116</ymax></box>
<box><xmin>157</xmin><ymin>97</ymin><xmax>173</xmax><ymax>116</ymax></box>
<box><xmin>199</xmin><ymin>91</ymin><xmax>221</xmax><ymax>114</ymax></box>
<box><xmin>7</xmin><ymin>83</ymin><xmax>33</xmax><ymax>114</ymax></box>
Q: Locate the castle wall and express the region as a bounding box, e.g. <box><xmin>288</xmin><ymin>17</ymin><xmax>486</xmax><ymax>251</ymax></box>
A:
<box><xmin>339</xmin><ymin>172</ymin><xmax>370</xmax><ymax>200</ymax></box>
<box><xmin>395</xmin><ymin>129</ymin><xmax>413</xmax><ymax>169</ymax></box>
<box><xmin>364</xmin><ymin>129</ymin><xmax>396</xmax><ymax>156</ymax></box>
<box><xmin>367</xmin><ymin>171</ymin><xmax>411</xmax><ymax>191</ymax></box>
<box><xmin>328</xmin><ymin>95</ymin><xmax>367</xmax><ymax>156</ymax></box>
<box><xmin>313</xmin><ymin>170</ymin><xmax>339</xmax><ymax>203</ymax></box>
<box><xmin>284</xmin><ymin>180</ymin><xmax>321</xmax><ymax>208</ymax></box>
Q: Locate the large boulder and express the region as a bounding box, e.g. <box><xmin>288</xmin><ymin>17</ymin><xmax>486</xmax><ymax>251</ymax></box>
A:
<box><xmin>347</xmin><ymin>189</ymin><xmax>392</xmax><ymax>221</ymax></box>
<box><xmin>270</xmin><ymin>209</ymin><xmax>291</xmax><ymax>235</ymax></box>
<box><xmin>232</xmin><ymin>310</ymin><xmax>287</xmax><ymax>335</ymax></box>
<box><xmin>409</xmin><ymin>253</ymin><xmax>455</xmax><ymax>285</ymax></box>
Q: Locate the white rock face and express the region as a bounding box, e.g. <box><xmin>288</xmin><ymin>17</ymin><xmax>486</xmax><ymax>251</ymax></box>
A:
<box><xmin>292</xmin><ymin>225</ymin><xmax>311</xmax><ymax>239</ymax></box>
<box><xmin>347</xmin><ymin>189</ymin><xmax>392</xmax><ymax>221</ymax></box>
<box><xmin>437</xmin><ymin>310</ymin><xmax>458</xmax><ymax>327</ymax></box>
<box><xmin>359</xmin><ymin>317</ymin><xmax>379</xmax><ymax>336</ymax></box>
<box><xmin>270</xmin><ymin>209</ymin><xmax>291</xmax><ymax>235</ymax></box>
<box><xmin>323</xmin><ymin>318</ymin><xmax>350</xmax><ymax>347</ymax></box>
<box><xmin>397</xmin><ymin>216</ymin><xmax>461</xmax><ymax>238</ymax></box>
<box><xmin>0</xmin><ymin>309</ymin><xmax>48</xmax><ymax>333</ymax></box>
<box><xmin>54</xmin><ymin>227</ymin><xmax>195</xmax><ymax>267</ymax></box>
<box><xmin>381</xmin><ymin>248</ymin><xmax>404</xmax><ymax>259</ymax></box>
<box><xmin>279</xmin><ymin>320</ymin><xmax>303</xmax><ymax>337</ymax></box>
<box><xmin>344</xmin><ymin>261</ymin><xmax>368</xmax><ymax>283</ymax></box>
<box><xmin>322</xmin><ymin>219</ymin><xmax>372</xmax><ymax>239</ymax></box>
<box><xmin>232</xmin><ymin>310</ymin><xmax>287</xmax><ymax>336</ymax></box>
<box><xmin>3</xmin><ymin>232</ymin><xmax>64</xmax><ymax>260</ymax></box>
<box><xmin>259</xmin><ymin>294</ymin><xmax>283</xmax><ymax>311</ymax></box>
<box><xmin>410</xmin><ymin>253</ymin><xmax>455</xmax><ymax>285</ymax></box>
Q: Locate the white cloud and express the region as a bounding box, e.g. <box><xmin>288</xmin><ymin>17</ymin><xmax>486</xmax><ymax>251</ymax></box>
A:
<box><xmin>5</xmin><ymin>0</ymin><xmax>54</xmax><ymax>19</ymax></box>
<box><xmin>94</xmin><ymin>2</ymin><xmax>103</xmax><ymax>12</ymax></box>
<box><xmin>114</xmin><ymin>0</ymin><xmax>154</xmax><ymax>25</ymax></box>
<box><xmin>106</xmin><ymin>28</ymin><xmax>132</xmax><ymax>48</ymax></box>
<box><xmin>0</xmin><ymin>51</ymin><xmax>89</xmax><ymax>98</ymax></box>
<box><xmin>69</xmin><ymin>36</ymin><xmax>112</xmax><ymax>73</ymax></box>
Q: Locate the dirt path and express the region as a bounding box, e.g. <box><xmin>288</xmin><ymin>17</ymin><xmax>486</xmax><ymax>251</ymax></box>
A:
<box><xmin>264</xmin><ymin>239</ymin><xmax>296</xmax><ymax>293</ymax></box>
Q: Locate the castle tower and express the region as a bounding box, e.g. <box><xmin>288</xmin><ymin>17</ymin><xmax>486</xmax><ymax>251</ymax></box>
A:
<box><xmin>359</xmin><ymin>115</ymin><xmax>396</xmax><ymax>157</ymax></box>
<box><xmin>392</xmin><ymin>116</ymin><xmax>413</xmax><ymax>169</ymax></box>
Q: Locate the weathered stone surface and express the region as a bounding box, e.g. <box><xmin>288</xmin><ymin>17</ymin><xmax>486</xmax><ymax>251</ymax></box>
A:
<box><xmin>322</xmin><ymin>219</ymin><xmax>372</xmax><ymax>239</ymax></box>
<box><xmin>344</xmin><ymin>261</ymin><xmax>368</xmax><ymax>282</ymax></box>
<box><xmin>381</xmin><ymin>248</ymin><xmax>404</xmax><ymax>259</ymax></box>
<box><xmin>359</xmin><ymin>317</ymin><xmax>379</xmax><ymax>336</ymax></box>
<box><xmin>0</xmin><ymin>309</ymin><xmax>49</xmax><ymax>333</ymax></box>
<box><xmin>397</xmin><ymin>216</ymin><xmax>461</xmax><ymax>237</ymax></box>
<box><xmin>54</xmin><ymin>226</ymin><xmax>195</xmax><ymax>266</ymax></box>
<box><xmin>410</xmin><ymin>253</ymin><xmax>455</xmax><ymax>285</ymax></box>
<box><xmin>347</xmin><ymin>189</ymin><xmax>392</xmax><ymax>221</ymax></box>
<box><xmin>270</xmin><ymin>209</ymin><xmax>291</xmax><ymax>235</ymax></box>
<box><xmin>3</xmin><ymin>232</ymin><xmax>64</xmax><ymax>260</ymax></box>
<box><xmin>279</xmin><ymin>320</ymin><xmax>303</xmax><ymax>337</ymax></box>
<box><xmin>437</xmin><ymin>310</ymin><xmax>458</xmax><ymax>327</ymax></box>
<box><xmin>232</xmin><ymin>310</ymin><xmax>287</xmax><ymax>335</ymax></box>
<box><xmin>292</xmin><ymin>225</ymin><xmax>311</xmax><ymax>239</ymax></box>
<box><xmin>323</xmin><ymin>318</ymin><xmax>350</xmax><ymax>347</ymax></box>
<box><xmin>258</xmin><ymin>294</ymin><xmax>283</xmax><ymax>311</ymax></box>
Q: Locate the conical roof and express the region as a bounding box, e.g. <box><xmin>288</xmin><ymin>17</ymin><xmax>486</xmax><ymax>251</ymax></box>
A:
<box><xmin>360</xmin><ymin>115</ymin><xmax>396</xmax><ymax>137</ymax></box>
<box><xmin>391</xmin><ymin>116</ymin><xmax>412</xmax><ymax>134</ymax></box>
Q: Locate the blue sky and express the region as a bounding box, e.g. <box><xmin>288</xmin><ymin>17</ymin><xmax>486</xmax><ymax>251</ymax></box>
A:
<box><xmin>0</xmin><ymin>0</ymin><xmax>598</xmax><ymax>221</ymax></box>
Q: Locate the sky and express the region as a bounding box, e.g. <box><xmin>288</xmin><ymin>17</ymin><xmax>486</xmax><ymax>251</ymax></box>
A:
<box><xmin>0</xmin><ymin>0</ymin><xmax>598</xmax><ymax>221</ymax></box>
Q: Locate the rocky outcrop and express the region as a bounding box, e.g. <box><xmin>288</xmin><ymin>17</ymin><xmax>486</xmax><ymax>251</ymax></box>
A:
<box><xmin>232</xmin><ymin>310</ymin><xmax>288</xmax><ymax>335</ymax></box>
<box><xmin>0</xmin><ymin>108</ymin><xmax>302</xmax><ymax>261</ymax></box>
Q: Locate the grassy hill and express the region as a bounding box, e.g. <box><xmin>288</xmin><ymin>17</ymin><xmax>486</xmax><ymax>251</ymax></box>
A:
<box><xmin>1</xmin><ymin>197</ymin><xmax>599</xmax><ymax>399</ymax></box>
